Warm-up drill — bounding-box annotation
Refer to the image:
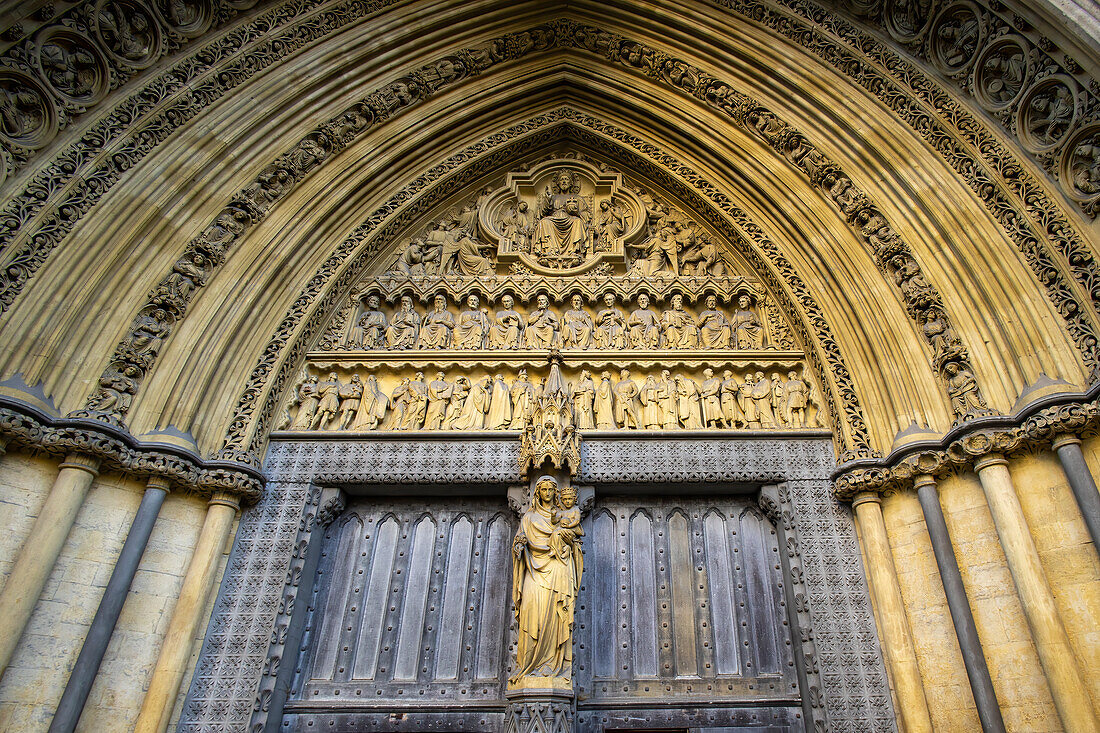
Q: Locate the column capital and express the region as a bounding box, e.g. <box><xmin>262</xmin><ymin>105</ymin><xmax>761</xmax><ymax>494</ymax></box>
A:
<box><xmin>912</xmin><ymin>473</ymin><xmax>938</xmax><ymax>491</ymax></box>
<box><xmin>207</xmin><ymin>491</ymin><xmax>241</xmax><ymax>511</ymax></box>
<box><xmin>1051</xmin><ymin>433</ymin><xmax>1082</xmax><ymax>450</ymax></box>
<box><xmin>145</xmin><ymin>475</ymin><xmax>171</xmax><ymax>493</ymax></box>
<box><xmin>973</xmin><ymin>453</ymin><xmax>1007</xmax><ymax>472</ymax></box>
<box><xmin>851</xmin><ymin>491</ymin><xmax>882</xmax><ymax>509</ymax></box>
<box><xmin>59</xmin><ymin>453</ymin><xmax>101</xmax><ymax>476</ymax></box>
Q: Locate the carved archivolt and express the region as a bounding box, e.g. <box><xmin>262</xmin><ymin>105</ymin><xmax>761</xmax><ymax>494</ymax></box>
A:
<box><xmin>0</xmin><ymin>1</ymin><xmax>1093</xmax><ymax>411</ymax></box>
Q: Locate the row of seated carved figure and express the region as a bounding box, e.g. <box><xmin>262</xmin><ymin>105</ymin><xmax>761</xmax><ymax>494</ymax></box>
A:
<box><xmin>343</xmin><ymin>292</ymin><xmax>769</xmax><ymax>351</ymax></box>
<box><xmin>286</xmin><ymin>368</ymin><xmax>821</xmax><ymax>432</ymax></box>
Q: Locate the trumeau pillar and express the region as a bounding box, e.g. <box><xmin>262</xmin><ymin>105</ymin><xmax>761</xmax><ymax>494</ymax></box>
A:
<box><xmin>973</xmin><ymin>454</ymin><xmax>1100</xmax><ymax>733</ymax></box>
<box><xmin>0</xmin><ymin>452</ymin><xmax>101</xmax><ymax>682</ymax></box>
<box><xmin>134</xmin><ymin>490</ymin><xmax>240</xmax><ymax>733</ymax></box>
<box><xmin>851</xmin><ymin>491</ymin><xmax>934</xmax><ymax>733</ymax></box>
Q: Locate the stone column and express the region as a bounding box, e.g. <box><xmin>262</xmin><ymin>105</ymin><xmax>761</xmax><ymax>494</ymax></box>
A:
<box><xmin>49</xmin><ymin>476</ymin><xmax>171</xmax><ymax>733</ymax></box>
<box><xmin>973</xmin><ymin>454</ymin><xmax>1100</xmax><ymax>733</ymax></box>
<box><xmin>133</xmin><ymin>491</ymin><xmax>240</xmax><ymax>733</ymax></box>
<box><xmin>0</xmin><ymin>452</ymin><xmax>100</xmax><ymax>680</ymax></box>
<box><xmin>913</xmin><ymin>474</ymin><xmax>1005</xmax><ymax>733</ymax></box>
<box><xmin>1051</xmin><ymin>434</ymin><xmax>1100</xmax><ymax>551</ymax></box>
<box><xmin>851</xmin><ymin>491</ymin><xmax>933</xmax><ymax>733</ymax></box>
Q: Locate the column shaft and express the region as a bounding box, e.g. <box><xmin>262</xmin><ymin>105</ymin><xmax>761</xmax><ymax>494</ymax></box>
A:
<box><xmin>1052</xmin><ymin>435</ymin><xmax>1100</xmax><ymax>552</ymax></box>
<box><xmin>852</xmin><ymin>492</ymin><xmax>934</xmax><ymax>733</ymax></box>
<box><xmin>914</xmin><ymin>475</ymin><xmax>1006</xmax><ymax>733</ymax></box>
<box><xmin>0</xmin><ymin>453</ymin><xmax>100</xmax><ymax>680</ymax></box>
<box><xmin>49</xmin><ymin>477</ymin><xmax>170</xmax><ymax>733</ymax></box>
<box><xmin>974</xmin><ymin>455</ymin><xmax>1099</xmax><ymax>733</ymax></box>
<box><xmin>133</xmin><ymin>492</ymin><xmax>239</xmax><ymax>733</ymax></box>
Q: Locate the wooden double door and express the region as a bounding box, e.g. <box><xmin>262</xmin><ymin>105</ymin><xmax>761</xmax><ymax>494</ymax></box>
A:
<box><xmin>282</xmin><ymin>493</ymin><xmax>805</xmax><ymax>732</ymax></box>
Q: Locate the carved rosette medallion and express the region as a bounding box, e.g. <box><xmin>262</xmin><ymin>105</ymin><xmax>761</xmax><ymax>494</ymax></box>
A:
<box><xmin>31</xmin><ymin>26</ymin><xmax>111</xmax><ymax>108</ymax></box>
<box><xmin>0</xmin><ymin>67</ymin><xmax>58</xmax><ymax>150</ymax></box>
<box><xmin>972</xmin><ymin>34</ymin><xmax>1031</xmax><ymax>112</ymax></box>
<box><xmin>1016</xmin><ymin>74</ymin><xmax>1080</xmax><ymax>154</ymax></box>
<box><xmin>93</xmin><ymin>0</ymin><xmax>162</xmax><ymax>69</ymax></box>
<box><xmin>1061</xmin><ymin>124</ymin><xmax>1100</xmax><ymax>215</ymax></box>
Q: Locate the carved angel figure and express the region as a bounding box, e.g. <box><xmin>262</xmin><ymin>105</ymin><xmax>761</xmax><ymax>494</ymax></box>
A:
<box><xmin>499</xmin><ymin>201</ymin><xmax>533</xmax><ymax>252</ymax></box>
<box><xmin>592</xmin><ymin>199</ymin><xmax>626</xmax><ymax>252</ymax></box>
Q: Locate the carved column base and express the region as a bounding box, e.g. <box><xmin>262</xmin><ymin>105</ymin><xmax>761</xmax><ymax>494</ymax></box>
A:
<box><xmin>504</xmin><ymin>687</ymin><xmax>574</xmax><ymax>733</ymax></box>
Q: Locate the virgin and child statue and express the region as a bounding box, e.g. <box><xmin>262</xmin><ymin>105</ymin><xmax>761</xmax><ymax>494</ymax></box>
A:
<box><xmin>510</xmin><ymin>476</ymin><xmax>583</xmax><ymax>688</ymax></box>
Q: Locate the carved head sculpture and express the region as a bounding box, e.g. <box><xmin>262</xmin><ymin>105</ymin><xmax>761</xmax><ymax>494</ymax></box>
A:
<box><xmin>599</xmin><ymin>200</ymin><xmax>609</xmax><ymax>211</ymax></box>
<box><xmin>755</xmin><ymin>371</ymin><xmax>765</xmax><ymax>380</ymax></box>
<box><xmin>500</xmin><ymin>294</ymin><xmax>514</xmax><ymax>310</ymax></box>
<box><xmin>467</xmin><ymin>294</ymin><xmax>479</xmax><ymax>310</ymax></box>
<box><xmin>400</xmin><ymin>295</ymin><xmax>414</xmax><ymax>312</ymax></box>
<box><xmin>579</xmin><ymin>369</ymin><xmax>590</xmax><ymax>381</ymax></box>
<box><xmin>536</xmin><ymin>294</ymin><xmax>549</xmax><ymax>310</ymax></box>
<box><xmin>637</xmin><ymin>293</ymin><xmax>650</xmax><ymax>309</ymax></box>
<box><xmin>367</xmin><ymin>295</ymin><xmax>381</xmax><ymax>310</ymax></box>
<box><xmin>661</xmin><ymin>369</ymin><xmax>671</xmax><ymax>381</ymax></box>
<box><xmin>704</xmin><ymin>368</ymin><xmax>714</xmax><ymax>379</ymax></box>
<box><xmin>788</xmin><ymin>370</ymin><xmax>798</xmax><ymax>380</ymax></box>
<box><xmin>436</xmin><ymin>371</ymin><xmax>446</xmax><ymax>381</ymax></box>
<box><xmin>603</xmin><ymin>292</ymin><xmax>616</xmax><ymax>308</ymax></box>
<box><xmin>620</xmin><ymin>368</ymin><xmax>630</xmax><ymax>380</ymax></box>
<box><xmin>559</xmin><ymin>483</ymin><xmax>577</xmax><ymax>509</ymax></box>
<box><xmin>723</xmin><ymin>370</ymin><xmax>733</xmax><ymax>380</ymax></box>
<box><xmin>571</xmin><ymin>294</ymin><xmax>583</xmax><ymax>310</ymax></box>
<box><xmin>738</xmin><ymin>295</ymin><xmax>751</xmax><ymax>309</ymax></box>
<box><xmin>601</xmin><ymin>371</ymin><xmax>611</xmax><ymax>381</ymax></box>
<box><xmin>706</xmin><ymin>295</ymin><xmax>718</xmax><ymax>310</ymax></box>
<box><xmin>535</xmin><ymin>476</ymin><xmax>558</xmax><ymax>507</ymax></box>
<box><xmin>771</xmin><ymin>372</ymin><xmax>781</xmax><ymax>382</ymax></box>
<box><xmin>415</xmin><ymin>371</ymin><xmax>424</xmax><ymax>382</ymax></box>
<box><xmin>351</xmin><ymin>374</ymin><xmax>361</xmax><ymax>384</ymax></box>
<box><xmin>517</xmin><ymin>201</ymin><xmax>528</xmax><ymax>213</ymax></box>
<box><xmin>555</xmin><ymin>170</ymin><xmax>574</xmax><ymax>193</ymax></box>
<box><xmin>305</xmin><ymin>375</ymin><xmax>318</xmax><ymax>385</ymax></box>
<box><xmin>671</xmin><ymin>293</ymin><xmax>684</xmax><ymax>310</ymax></box>
<box><xmin>433</xmin><ymin>294</ymin><xmax>446</xmax><ymax>311</ymax></box>
<box><xmin>518</xmin><ymin>368</ymin><xmax>528</xmax><ymax>380</ymax></box>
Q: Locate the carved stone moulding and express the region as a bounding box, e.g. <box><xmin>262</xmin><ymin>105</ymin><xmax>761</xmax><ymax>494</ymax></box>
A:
<box><xmin>832</xmin><ymin>381</ymin><xmax>1100</xmax><ymax>500</ymax></box>
<box><xmin>0</xmin><ymin>391</ymin><xmax>264</xmax><ymax>501</ymax></box>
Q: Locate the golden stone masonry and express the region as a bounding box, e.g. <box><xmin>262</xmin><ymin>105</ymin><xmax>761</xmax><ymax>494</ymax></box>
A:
<box><xmin>0</xmin><ymin>1</ymin><xmax>1097</xmax><ymax>732</ymax></box>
